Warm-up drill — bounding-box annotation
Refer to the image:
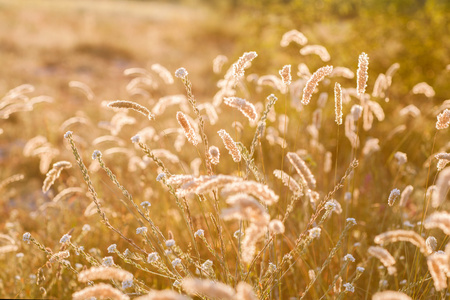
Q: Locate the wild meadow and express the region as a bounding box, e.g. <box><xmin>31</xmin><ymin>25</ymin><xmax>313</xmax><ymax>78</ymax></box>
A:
<box><xmin>0</xmin><ymin>0</ymin><xmax>449</xmax><ymax>299</ymax></box>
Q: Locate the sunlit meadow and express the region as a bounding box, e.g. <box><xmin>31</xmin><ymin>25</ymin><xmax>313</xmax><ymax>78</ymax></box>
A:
<box><xmin>0</xmin><ymin>0</ymin><xmax>449</xmax><ymax>299</ymax></box>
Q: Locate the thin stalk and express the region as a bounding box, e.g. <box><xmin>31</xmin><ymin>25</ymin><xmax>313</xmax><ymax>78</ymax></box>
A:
<box><xmin>299</xmin><ymin>219</ymin><xmax>356</xmax><ymax>300</ymax></box>
<box><xmin>65</xmin><ymin>132</ymin><xmax>147</xmax><ymax>254</ymax></box>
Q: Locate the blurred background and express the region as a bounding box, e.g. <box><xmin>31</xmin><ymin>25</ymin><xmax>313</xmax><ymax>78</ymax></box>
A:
<box><xmin>1</xmin><ymin>0</ymin><xmax>449</xmax><ymax>100</ymax></box>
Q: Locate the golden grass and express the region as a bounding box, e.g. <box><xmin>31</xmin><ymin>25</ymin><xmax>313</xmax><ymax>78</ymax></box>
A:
<box><xmin>1</xmin><ymin>1</ymin><xmax>450</xmax><ymax>299</ymax></box>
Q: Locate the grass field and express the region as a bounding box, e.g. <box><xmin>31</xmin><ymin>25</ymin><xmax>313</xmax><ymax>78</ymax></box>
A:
<box><xmin>0</xmin><ymin>0</ymin><xmax>450</xmax><ymax>299</ymax></box>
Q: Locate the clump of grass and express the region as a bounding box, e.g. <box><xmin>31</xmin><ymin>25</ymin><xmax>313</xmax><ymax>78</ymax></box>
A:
<box><xmin>0</xmin><ymin>20</ymin><xmax>449</xmax><ymax>300</ymax></box>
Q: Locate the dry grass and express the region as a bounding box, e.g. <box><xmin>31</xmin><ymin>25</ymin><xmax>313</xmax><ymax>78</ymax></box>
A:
<box><xmin>1</xmin><ymin>0</ymin><xmax>450</xmax><ymax>299</ymax></box>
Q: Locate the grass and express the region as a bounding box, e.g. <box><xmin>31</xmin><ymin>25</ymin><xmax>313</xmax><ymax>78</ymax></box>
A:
<box><xmin>0</xmin><ymin>0</ymin><xmax>450</xmax><ymax>299</ymax></box>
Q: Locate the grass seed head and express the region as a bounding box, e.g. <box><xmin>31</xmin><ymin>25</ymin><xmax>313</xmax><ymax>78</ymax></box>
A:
<box><xmin>357</xmin><ymin>52</ymin><xmax>369</xmax><ymax>96</ymax></box>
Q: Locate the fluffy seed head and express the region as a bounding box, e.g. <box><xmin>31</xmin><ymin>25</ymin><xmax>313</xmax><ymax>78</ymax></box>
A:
<box><xmin>156</xmin><ymin>173</ymin><xmax>166</xmax><ymax>182</ymax></box>
<box><xmin>374</xmin><ymin>230</ymin><xmax>430</xmax><ymax>255</ymax></box>
<box><xmin>182</xmin><ymin>278</ymin><xmax>236</xmax><ymax>299</ymax></box>
<box><xmin>0</xmin><ymin>244</ymin><xmax>19</xmax><ymax>254</ymax></box>
<box><xmin>437</xmin><ymin>159</ymin><xmax>449</xmax><ymax>171</ymax></box>
<box><xmin>92</xmin><ymin>150</ymin><xmax>102</xmax><ymax>160</ymax></box>
<box><xmin>166</xmin><ymin>239</ymin><xmax>176</xmax><ymax>247</ymax></box>
<box><xmin>172</xmin><ymin>258</ymin><xmax>181</xmax><ymax>267</ymax></box>
<box><xmin>107</xmin><ymin>244</ymin><xmax>117</xmax><ymax>253</ymax></box>
<box><xmin>131</xmin><ymin>135</ymin><xmax>140</xmax><ymax>143</ymax></box>
<box><xmin>69</xmin><ymin>80</ymin><xmax>94</xmax><ymax>100</ymax></box>
<box><xmin>241</xmin><ymin>223</ymin><xmax>266</xmax><ymax>263</ymax></box>
<box><xmin>333</xmin><ymin>276</ymin><xmax>342</xmax><ymax>293</ymax></box>
<box><xmin>233</xmin><ymin>51</ymin><xmax>258</xmax><ymax>83</ymax></box>
<box><xmin>59</xmin><ymin>234</ymin><xmax>71</xmax><ymax>244</ymax></box>
<box><xmin>235</xmin><ymin>282</ymin><xmax>257</xmax><ymax>300</ymax></box>
<box><xmin>427</xmin><ymin>252</ymin><xmax>448</xmax><ymax>291</ymax></box>
<box><xmin>256</xmin><ymin>75</ymin><xmax>283</xmax><ymax>90</ymax></box>
<box><xmin>64</xmin><ymin>131</ymin><xmax>73</xmax><ymax>138</ymax></box>
<box><xmin>151</xmin><ymin>63</ymin><xmax>174</xmax><ymax>84</ymax></box>
<box><xmin>0</xmin><ymin>173</ymin><xmax>24</xmax><ymax>191</ymax></box>
<box><xmin>176</xmin><ymin>111</ymin><xmax>199</xmax><ymax>146</ymax></box>
<box><xmin>102</xmin><ymin>256</ymin><xmax>114</xmax><ymax>266</ymax></box>
<box><xmin>78</xmin><ymin>266</ymin><xmax>133</xmax><ymax>282</ymax></box>
<box><xmin>368</xmin><ymin>246</ymin><xmax>396</xmax><ymax>267</ymax></box>
<box><xmin>221</xmin><ymin>193</ymin><xmax>269</xmax><ymax>225</ymax></box>
<box><xmin>435</xmin><ymin>153</ymin><xmax>450</xmax><ymax>161</ymax></box>
<box><xmin>334</xmin><ymin>82</ymin><xmax>343</xmax><ymax>125</ymax></box>
<box><xmin>424</xmin><ymin>211</ymin><xmax>450</xmax><ymax>235</ymax></box>
<box><xmin>279</xmin><ymin>65</ymin><xmax>292</xmax><ymax>86</ymax></box>
<box><xmin>324</xmin><ymin>151</ymin><xmax>333</xmax><ymax>174</ymax></box>
<box><xmin>436</xmin><ymin>109</ymin><xmax>450</xmax><ymax>130</ymax></box>
<box><xmin>372</xmin><ymin>74</ymin><xmax>388</xmax><ymax>97</ymax></box>
<box><xmin>107</xmin><ymin>100</ymin><xmax>154</xmax><ymax>120</ymax></box>
<box><xmin>268</xmin><ymin>219</ymin><xmax>285</xmax><ymax>235</ymax></box>
<box><xmin>72</xmin><ymin>283</ymin><xmax>129</xmax><ymax>300</ymax></box>
<box><xmin>346</xmin><ymin>218</ymin><xmax>357</xmax><ymax>226</ymax></box>
<box><xmin>218</xmin><ymin>129</ymin><xmax>241</xmax><ymax>162</ymax></box>
<box><xmin>196</xmin><ymin>175</ymin><xmax>243</xmax><ymax>195</ymax></box>
<box><xmin>357</xmin><ymin>52</ymin><xmax>369</xmax><ymax>96</ymax></box>
<box><xmin>426</xmin><ymin>236</ymin><xmax>437</xmax><ymax>253</ymax></box>
<box><xmin>134</xmin><ymin>290</ymin><xmax>189</xmax><ymax>300</ymax></box>
<box><xmin>147</xmin><ymin>252</ymin><xmax>159</xmax><ymax>263</ymax></box>
<box><xmin>136</xmin><ymin>227</ymin><xmax>148</xmax><ymax>235</ymax></box>
<box><xmin>330</xmin><ymin>67</ymin><xmax>355</xmax><ymax>78</ymax></box>
<box><xmin>344</xmin><ymin>254</ymin><xmax>355</xmax><ymax>262</ymax></box>
<box><xmin>308</xmin><ymin>269</ymin><xmax>316</xmax><ymax>281</ymax></box>
<box><xmin>412</xmin><ymin>82</ymin><xmax>435</xmax><ymax>97</ymax></box>
<box><xmin>122</xmin><ymin>280</ymin><xmax>133</xmax><ymax>289</ymax></box>
<box><xmin>300</xmin><ymin>45</ymin><xmax>331</xmax><ymax>62</ymax></box>
<box><xmin>399</xmin><ymin>104</ymin><xmax>421</xmax><ymax>117</ymax></box>
<box><xmin>223</xmin><ymin>97</ymin><xmax>258</xmax><ymax>122</ymax></box>
<box><xmin>174</xmin><ymin>67</ymin><xmax>188</xmax><ymax>79</ymax></box>
<box><xmin>194</xmin><ymin>229</ymin><xmax>204</xmax><ymax>238</ymax></box>
<box><xmin>175</xmin><ymin>175</ymin><xmax>243</xmax><ymax>198</ymax></box>
<box><xmin>221</xmin><ymin>181</ymin><xmax>279</xmax><ymax>205</ymax></box>
<box><xmin>350</xmin><ymin>104</ymin><xmax>363</xmax><ymax>121</ymax></box>
<box><xmin>394</xmin><ymin>152</ymin><xmax>407</xmax><ymax>165</ymax></box>
<box><xmin>201</xmin><ymin>260</ymin><xmax>213</xmax><ymax>270</ymax></box>
<box><xmin>213</xmin><ymin>55</ymin><xmax>228</xmax><ymax>74</ymax></box>
<box><xmin>273</xmin><ymin>169</ymin><xmax>303</xmax><ymax>195</ymax></box>
<box><xmin>343</xmin><ymin>283</ymin><xmax>354</xmax><ymax>293</ymax></box>
<box><xmin>431</xmin><ymin>167</ymin><xmax>450</xmax><ymax>207</ymax></box>
<box><xmin>372</xmin><ymin>291</ymin><xmax>412</xmax><ymax>300</ymax></box>
<box><xmin>52</xmin><ymin>161</ymin><xmax>71</xmax><ymax>169</ymax></box>
<box><xmin>435</xmin><ymin>154</ymin><xmax>450</xmax><ymax>173</ymax></box>
<box><xmin>208</xmin><ymin>146</ymin><xmax>220</xmax><ymax>165</ymax></box>
<box><xmin>49</xmin><ymin>250</ymin><xmax>70</xmax><ymax>263</ymax></box>
<box><xmin>362</xmin><ymin>138</ymin><xmax>380</xmax><ymax>156</ymax></box>
<box><xmin>388</xmin><ymin>188</ymin><xmax>400</xmax><ymax>206</ymax></box>
<box><xmin>280</xmin><ymin>29</ymin><xmax>308</xmax><ymax>47</ymax></box>
<box><xmin>309</xmin><ymin>227</ymin><xmax>321</xmax><ymax>239</ymax></box>
<box><xmin>42</xmin><ymin>161</ymin><xmax>72</xmax><ymax>193</ymax></box>
<box><xmin>301</xmin><ymin>65</ymin><xmax>333</xmax><ymax>105</ymax></box>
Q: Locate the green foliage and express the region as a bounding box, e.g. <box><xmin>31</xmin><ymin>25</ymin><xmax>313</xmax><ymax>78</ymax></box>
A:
<box><xmin>197</xmin><ymin>0</ymin><xmax>449</xmax><ymax>99</ymax></box>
